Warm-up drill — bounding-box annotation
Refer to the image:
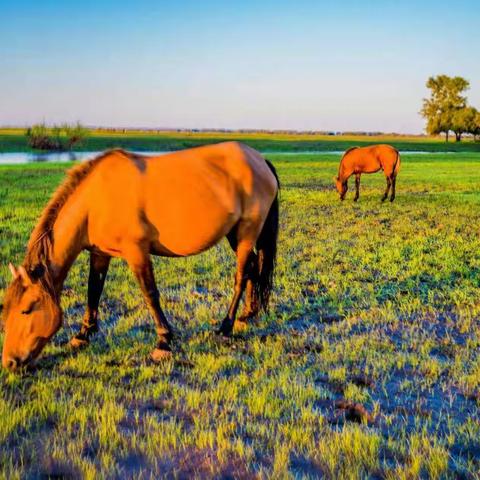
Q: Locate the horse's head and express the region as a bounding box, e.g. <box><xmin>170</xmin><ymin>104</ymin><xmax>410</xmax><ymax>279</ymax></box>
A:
<box><xmin>333</xmin><ymin>176</ymin><xmax>347</xmax><ymax>200</ymax></box>
<box><xmin>2</xmin><ymin>264</ymin><xmax>62</xmax><ymax>371</ymax></box>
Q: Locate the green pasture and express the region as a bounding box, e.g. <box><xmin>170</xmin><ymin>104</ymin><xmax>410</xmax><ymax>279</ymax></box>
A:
<box><xmin>1</xmin><ymin>129</ymin><xmax>480</xmax><ymax>153</ymax></box>
<box><xmin>0</xmin><ymin>153</ymin><xmax>479</xmax><ymax>478</ymax></box>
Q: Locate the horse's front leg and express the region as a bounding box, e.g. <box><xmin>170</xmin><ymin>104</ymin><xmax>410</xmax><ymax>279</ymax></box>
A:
<box><xmin>128</xmin><ymin>254</ymin><xmax>173</xmax><ymax>362</ymax></box>
<box><xmin>70</xmin><ymin>252</ymin><xmax>110</xmax><ymax>348</ymax></box>
<box><xmin>340</xmin><ymin>180</ymin><xmax>348</xmax><ymax>201</ymax></box>
<box><xmin>354</xmin><ymin>174</ymin><xmax>361</xmax><ymax>202</ymax></box>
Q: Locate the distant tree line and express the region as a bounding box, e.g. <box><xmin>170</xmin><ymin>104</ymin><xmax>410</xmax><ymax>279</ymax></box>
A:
<box><xmin>25</xmin><ymin>122</ymin><xmax>89</xmax><ymax>150</ymax></box>
<box><xmin>92</xmin><ymin>127</ymin><xmax>412</xmax><ymax>137</ymax></box>
<box><xmin>421</xmin><ymin>75</ymin><xmax>480</xmax><ymax>142</ymax></box>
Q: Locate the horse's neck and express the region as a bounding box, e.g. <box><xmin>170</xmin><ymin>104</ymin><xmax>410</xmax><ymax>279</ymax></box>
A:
<box><xmin>338</xmin><ymin>158</ymin><xmax>347</xmax><ymax>181</ymax></box>
<box><xmin>338</xmin><ymin>155</ymin><xmax>354</xmax><ymax>181</ymax></box>
<box><xmin>48</xmin><ymin>191</ymin><xmax>89</xmax><ymax>292</ymax></box>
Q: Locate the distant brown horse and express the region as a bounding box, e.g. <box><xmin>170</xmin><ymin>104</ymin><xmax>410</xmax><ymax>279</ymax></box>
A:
<box><xmin>334</xmin><ymin>144</ymin><xmax>400</xmax><ymax>202</ymax></box>
<box><xmin>2</xmin><ymin>142</ymin><xmax>279</xmax><ymax>371</ymax></box>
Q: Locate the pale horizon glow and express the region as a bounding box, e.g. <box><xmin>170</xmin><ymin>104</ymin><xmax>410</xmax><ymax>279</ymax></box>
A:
<box><xmin>1</xmin><ymin>0</ymin><xmax>479</xmax><ymax>134</ymax></box>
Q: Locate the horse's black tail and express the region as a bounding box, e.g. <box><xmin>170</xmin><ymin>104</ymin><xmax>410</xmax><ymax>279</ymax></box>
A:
<box><xmin>394</xmin><ymin>150</ymin><xmax>401</xmax><ymax>174</ymax></box>
<box><xmin>256</xmin><ymin>159</ymin><xmax>280</xmax><ymax>312</ymax></box>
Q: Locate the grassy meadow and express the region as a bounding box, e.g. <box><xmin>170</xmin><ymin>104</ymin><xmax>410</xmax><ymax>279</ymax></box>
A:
<box><xmin>1</xmin><ymin>128</ymin><xmax>480</xmax><ymax>153</ymax></box>
<box><xmin>0</xmin><ymin>152</ymin><xmax>480</xmax><ymax>478</ymax></box>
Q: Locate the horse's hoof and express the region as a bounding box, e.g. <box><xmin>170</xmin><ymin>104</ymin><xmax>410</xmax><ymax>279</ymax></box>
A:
<box><xmin>70</xmin><ymin>335</ymin><xmax>89</xmax><ymax>349</ymax></box>
<box><xmin>150</xmin><ymin>348</ymin><xmax>173</xmax><ymax>363</ymax></box>
<box><xmin>216</xmin><ymin>327</ymin><xmax>232</xmax><ymax>337</ymax></box>
<box><xmin>217</xmin><ymin>317</ymin><xmax>234</xmax><ymax>337</ymax></box>
<box><xmin>234</xmin><ymin>319</ymin><xmax>248</xmax><ymax>332</ymax></box>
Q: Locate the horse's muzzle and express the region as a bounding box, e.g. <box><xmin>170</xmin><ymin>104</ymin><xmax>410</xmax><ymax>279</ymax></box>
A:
<box><xmin>3</xmin><ymin>356</ymin><xmax>20</xmax><ymax>371</ymax></box>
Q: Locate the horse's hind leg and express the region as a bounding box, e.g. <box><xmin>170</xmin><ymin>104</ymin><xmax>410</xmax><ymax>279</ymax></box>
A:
<box><xmin>381</xmin><ymin>176</ymin><xmax>392</xmax><ymax>202</ymax></box>
<box><xmin>354</xmin><ymin>174</ymin><xmax>361</xmax><ymax>202</ymax></box>
<box><xmin>127</xmin><ymin>253</ymin><xmax>173</xmax><ymax>361</ymax></box>
<box><xmin>70</xmin><ymin>252</ymin><xmax>111</xmax><ymax>348</ymax></box>
<box><xmin>218</xmin><ymin>226</ymin><xmax>257</xmax><ymax>336</ymax></box>
<box><xmin>237</xmin><ymin>254</ymin><xmax>260</xmax><ymax>327</ymax></box>
<box><xmin>226</xmin><ymin>229</ymin><xmax>259</xmax><ymax>328</ymax></box>
<box><xmin>390</xmin><ymin>175</ymin><xmax>397</xmax><ymax>202</ymax></box>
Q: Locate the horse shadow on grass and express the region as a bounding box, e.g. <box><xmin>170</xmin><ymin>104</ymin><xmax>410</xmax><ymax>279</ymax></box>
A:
<box><xmin>33</xmin><ymin>265</ymin><xmax>479</xmax><ymax>375</ymax></box>
<box><xmin>26</xmin><ymin>276</ymin><xmax>344</xmax><ymax>376</ymax></box>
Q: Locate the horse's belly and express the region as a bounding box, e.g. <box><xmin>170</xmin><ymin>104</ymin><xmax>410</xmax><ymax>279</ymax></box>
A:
<box><xmin>146</xmin><ymin>201</ymin><xmax>240</xmax><ymax>257</ymax></box>
<box><xmin>355</xmin><ymin>159</ymin><xmax>382</xmax><ymax>174</ymax></box>
<box><xmin>150</xmin><ymin>219</ymin><xmax>238</xmax><ymax>256</ymax></box>
<box><xmin>144</xmin><ymin>160</ymin><xmax>243</xmax><ymax>256</ymax></box>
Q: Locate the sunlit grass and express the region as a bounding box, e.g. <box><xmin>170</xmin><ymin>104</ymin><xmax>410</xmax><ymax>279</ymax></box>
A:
<box><xmin>0</xmin><ymin>153</ymin><xmax>479</xmax><ymax>477</ymax></box>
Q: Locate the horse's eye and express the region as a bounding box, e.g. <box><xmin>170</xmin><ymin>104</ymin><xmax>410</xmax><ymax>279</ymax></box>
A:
<box><xmin>20</xmin><ymin>295</ymin><xmax>39</xmax><ymax>315</ymax></box>
<box><xmin>21</xmin><ymin>301</ymin><xmax>37</xmax><ymax>315</ymax></box>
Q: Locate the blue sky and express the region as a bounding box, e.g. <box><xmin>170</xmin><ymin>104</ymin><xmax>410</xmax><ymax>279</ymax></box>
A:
<box><xmin>1</xmin><ymin>0</ymin><xmax>479</xmax><ymax>133</ymax></box>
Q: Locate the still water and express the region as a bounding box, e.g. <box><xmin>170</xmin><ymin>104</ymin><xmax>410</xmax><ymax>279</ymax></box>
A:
<box><xmin>0</xmin><ymin>150</ymin><xmax>443</xmax><ymax>165</ymax></box>
<box><xmin>0</xmin><ymin>151</ymin><xmax>167</xmax><ymax>165</ymax></box>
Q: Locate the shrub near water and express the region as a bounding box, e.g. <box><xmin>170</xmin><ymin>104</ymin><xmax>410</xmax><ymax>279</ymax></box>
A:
<box><xmin>0</xmin><ymin>153</ymin><xmax>480</xmax><ymax>478</ymax></box>
<box><xmin>25</xmin><ymin>122</ymin><xmax>89</xmax><ymax>151</ymax></box>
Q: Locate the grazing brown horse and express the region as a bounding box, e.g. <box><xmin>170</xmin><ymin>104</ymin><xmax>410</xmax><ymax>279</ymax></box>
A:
<box><xmin>334</xmin><ymin>144</ymin><xmax>400</xmax><ymax>202</ymax></box>
<box><xmin>2</xmin><ymin>142</ymin><xmax>279</xmax><ymax>371</ymax></box>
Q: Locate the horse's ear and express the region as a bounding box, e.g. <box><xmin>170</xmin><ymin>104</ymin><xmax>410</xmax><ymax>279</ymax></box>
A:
<box><xmin>17</xmin><ymin>266</ymin><xmax>32</xmax><ymax>287</ymax></box>
<box><xmin>8</xmin><ymin>263</ymin><xmax>18</xmax><ymax>279</ymax></box>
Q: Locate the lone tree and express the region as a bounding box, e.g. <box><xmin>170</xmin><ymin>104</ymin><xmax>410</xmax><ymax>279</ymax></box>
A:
<box><xmin>451</xmin><ymin>106</ymin><xmax>479</xmax><ymax>142</ymax></box>
<box><xmin>421</xmin><ymin>75</ymin><xmax>470</xmax><ymax>142</ymax></box>
<box><xmin>473</xmin><ymin>110</ymin><xmax>480</xmax><ymax>141</ymax></box>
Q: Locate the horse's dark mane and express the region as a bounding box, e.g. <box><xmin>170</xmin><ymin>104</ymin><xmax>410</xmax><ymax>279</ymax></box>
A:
<box><xmin>3</xmin><ymin>149</ymin><xmax>127</xmax><ymax>312</ymax></box>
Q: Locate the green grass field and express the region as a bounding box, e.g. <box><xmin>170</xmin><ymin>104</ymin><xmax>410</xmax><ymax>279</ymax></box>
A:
<box><xmin>1</xmin><ymin>153</ymin><xmax>480</xmax><ymax>478</ymax></box>
<box><xmin>1</xmin><ymin>128</ymin><xmax>480</xmax><ymax>153</ymax></box>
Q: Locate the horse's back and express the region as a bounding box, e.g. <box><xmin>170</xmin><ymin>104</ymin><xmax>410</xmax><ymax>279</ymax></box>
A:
<box><xmin>346</xmin><ymin>144</ymin><xmax>398</xmax><ymax>174</ymax></box>
<box><xmin>85</xmin><ymin>143</ymin><xmax>277</xmax><ymax>257</ymax></box>
<box><xmin>370</xmin><ymin>144</ymin><xmax>398</xmax><ymax>161</ymax></box>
